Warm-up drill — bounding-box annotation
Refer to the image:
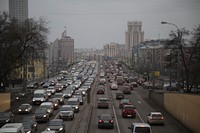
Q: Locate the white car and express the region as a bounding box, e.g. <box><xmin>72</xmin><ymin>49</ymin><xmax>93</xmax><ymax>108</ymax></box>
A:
<box><xmin>110</xmin><ymin>82</ymin><xmax>118</xmax><ymax>90</ymax></box>
<box><xmin>147</xmin><ymin>112</ymin><xmax>164</xmax><ymax>125</ymax></box>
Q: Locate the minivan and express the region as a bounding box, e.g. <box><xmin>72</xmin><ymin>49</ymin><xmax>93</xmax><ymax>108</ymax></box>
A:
<box><xmin>0</xmin><ymin>123</ymin><xmax>25</xmax><ymax>133</ymax></box>
<box><xmin>128</xmin><ymin>123</ymin><xmax>152</xmax><ymax>133</ymax></box>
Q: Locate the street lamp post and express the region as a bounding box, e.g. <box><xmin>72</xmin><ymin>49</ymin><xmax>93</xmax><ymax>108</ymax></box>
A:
<box><xmin>161</xmin><ymin>21</ymin><xmax>181</xmax><ymax>86</ymax></box>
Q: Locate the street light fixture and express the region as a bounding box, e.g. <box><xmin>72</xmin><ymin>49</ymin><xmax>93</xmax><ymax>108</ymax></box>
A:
<box><xmin>161</xmin><ymin>21</ymin><xmax>181</xmax><ymax>87</ymax></box>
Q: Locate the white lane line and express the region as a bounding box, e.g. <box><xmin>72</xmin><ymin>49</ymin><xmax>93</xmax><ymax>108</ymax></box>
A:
<box><xmin>112</xmin><ymin>106</ymin><xmax>121</xmax><ymax>133</ymax></box>
<box><xmin>136</xmin><ymin>110</ymin><xmax>145</xmax><ymax>123</ymax></box>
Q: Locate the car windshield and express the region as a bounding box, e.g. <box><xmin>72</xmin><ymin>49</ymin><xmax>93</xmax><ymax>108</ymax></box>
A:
<box><xmin>34</xmin><ymin>93</ymin><xmax>44</xmax><ymax>98</ymax></box>
<box><xmin>53</xmin><ymin>94</ymin><xmax>62</xmax><ymax>98</ymax></box>
<box><xmin>67</xmin><ymin>101</ymin><xmax>78</xmax><ymax>105</ymax></box>
<box><xmin>152</xmin><ymin>114</ymin><xmax>163</xmax><ymax>117</ymax></box>
<box><xmin>35</xmin><ymin>109</ymin><xmax>45</xmax><ymax>114</ymax></box>
<box><xmin>23</xmin><ymin>122</ymin><xmax>32</xmax><ymax>129</ymax></box>
<box><xmin>49</xmin><ymin>120</ymin><xmax>62</xmax><ymax>126</ymax></box>
<box><xmin>19</xmin><ymin>104</ymin><xmax>29</xmax><ymax>108</ymax></box>
<box><xmin>135</xmin><ymin>127</ymin><xmax>150</xmax><ymax>133</ymax></box>
<box><xmin>23</xmin><ymin>117</ymin><xmax>33</xmax><ymax>122</ymax></box>
<box><xmin>60</xmin><ymin>107</ymin><xmax>72</xmax><ymax>111</ymax></box>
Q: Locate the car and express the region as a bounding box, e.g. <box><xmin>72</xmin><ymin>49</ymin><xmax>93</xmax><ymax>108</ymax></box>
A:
<box><xmin>122</xmin><ymin>86</ymin><xmax>131</xmax><ymax>94</ymax></box>
<box><xmin>49</xmin><ymin>99</ymin><xmax>59</xmax><ymax>110</ymax></box>
<box><xmin>96</xmin><ymin>86</ymin><xmax>105</xmax><ymax>94</ymax></box>
<box><xmin>22</xmin><ymin>121</ymin><xmax>37</xmax><ymax>133</ymax></box>
<box><xmin>46</xmin><ymin>119</ymin><xmax>65</xmax><ymax>133</ymax></box>
<box><xmin>66</xmin><ymin>98</ymin><xmax>80</xmax><ymax>113</ymax></box>
<box><xmin>99</xmin><ymin>78</ymin><xmax>106</xmax><ymax>84</ymax></box>
<box><xmin>40</xmin><ymin>102</ymin><xmax>54</xmax><ymax>116</ymax></box>
<box><xmin>43</xmin><ymin>82</ymin><xmax>50</xmax><ymax>88</ymax></box>
<box><xmin>98</xmin><ymin>114</ymin><xmax>114</xmax><ymax>129</ymax></box>
<box><xmin>18</xmin><ymin>103</ymin><xmax>32</xmax><ymax>114</ymax></box>
<box><xmin>34</xmin><ymin>108</ymin><xmax>50</xmax><ymax>123</ymax></box>
<box><xmin>47</xmin><ymin>86</ymin><xmax>56</xmax><ymax>95</ymax></box>
<box><xmin>110</xmin><ymin>82</ymin><xmax>118</xmax><ymax>90</ymax></box>
<box><xmin>115</xmin><ymin>91</ymin><xmax>124</xmax><ymax>100</ymax></box>
<box><xmin>122</xmin><ymin>105</ymin><xmax>136</xmax><ymax>118</ymax></box>
<box><xmin>27</xmin><ymin>82</ymin><xmax>39</xmax><ymax>89</ymax></box>
<box><xmin>22</xmin><ymin>116</ymin><xmax>37</xmax><ymax>131</ymax></box>
<box><xmin>128</xmin><ymin>123</ymin><xmax>152</xmax><ymax>133</ymax></box>
<box><xmin>59</xmin><ymin>105</ymin><xmax>74</xmax><ymax>120</ymax></box>
<box><xmin>147</xmin><ymin>112</ymin><xmax>164</xmax><ymax>125</ymax></box>
<box><xmin>63</xmin><ymin>90</ymin><xmax>73</xmax><ymax>98</ymax></box>
<box><xmin>119</xmin><ymin>99</ymin><xmax>132</xmax><ymax>109</ymax></box>
<box><xmin>0</xmin><ymin>112</ymin><xmax>15</xmax><ymax>127</ymax></box>
<box><xmin>52</xmin><ymin>93</ymin><xmax>64</xmax><ymax>104</ymax></box>
<box><xmin>0</xmin><ymin>123</ymin><xmax>25</xmax><ymax>133</ymax></box>
<box><xmin>97</xmin><ymin>98</ymin><xmax>109</xmax><ymax>109</ymax></box>
<box><xmin>73</xmin><ymin>95</ymin><xmax>83</xmax><ymax>105</ymax></box>
<box><xmin>54</xmin><ymin>84</ymin><xmax>63</xmax><ymax>92</ymax></box>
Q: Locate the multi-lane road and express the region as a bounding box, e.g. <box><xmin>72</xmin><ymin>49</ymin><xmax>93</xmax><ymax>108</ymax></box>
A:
<box><xmin>10</xmin><ymin>62</ymin><xmax>192</xmax><ymax>133</ymax></box>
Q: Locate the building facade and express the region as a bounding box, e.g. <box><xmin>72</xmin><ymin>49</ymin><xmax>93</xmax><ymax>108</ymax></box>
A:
<box><xmin>48</xmin><ymin>30</ymin><xmax>75</xmax><ymax>72</ymax></box>
<box><xmin>9</xmin><ymin>0</ymin><xmax>28</xmax><ymax>23</ymax></box>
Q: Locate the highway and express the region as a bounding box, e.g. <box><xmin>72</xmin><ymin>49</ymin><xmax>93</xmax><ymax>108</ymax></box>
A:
<box><xmin>10</xmin><ymin>61</ymin><xmax>192</xmax><ymax>133</ymax></box>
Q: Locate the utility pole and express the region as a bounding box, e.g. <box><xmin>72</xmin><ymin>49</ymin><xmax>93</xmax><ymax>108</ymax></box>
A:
<box><xmin>152</xmin><ymin>48</ymin><xmax>156</xmax><ymax>89</ymax></box>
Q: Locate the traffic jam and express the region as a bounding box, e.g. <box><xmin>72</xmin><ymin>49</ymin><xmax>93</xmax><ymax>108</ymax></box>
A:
<box><xmin>1</xmin><ymin>60</ymin><xmax>188</xmax><ymax>133</ymax></box>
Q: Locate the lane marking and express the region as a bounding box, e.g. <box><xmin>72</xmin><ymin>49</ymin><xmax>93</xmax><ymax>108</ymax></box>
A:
<box><xmin>112</xmin><ymin>106</ymin><xmax>121</xmax><ymax>133</ymax></box>
<box><xmin>136</xmin><ymin>110</ymin><xmax>145</xmax><ymax>123</ymax></box>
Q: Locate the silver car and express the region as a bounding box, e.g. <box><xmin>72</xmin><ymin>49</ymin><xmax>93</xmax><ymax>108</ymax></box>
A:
<box><xmin>59</xmin><ymin>105</ymin><xmax>74</xmax><ymax>120</ymax></box>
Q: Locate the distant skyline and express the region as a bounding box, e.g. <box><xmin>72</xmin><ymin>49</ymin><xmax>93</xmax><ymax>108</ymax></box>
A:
<box><xmin>0</xmin><ymin>0</ymin><xmax>200</xmax><ymax>49</ymax></box>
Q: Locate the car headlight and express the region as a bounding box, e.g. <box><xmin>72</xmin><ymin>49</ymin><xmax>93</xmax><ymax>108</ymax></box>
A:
<box><xmin>32</xmin><ymin>99</ymin><xmax>35</xmax><ymax>101</ymax></box>
<box><xmin>60</xmin><ymin>99</ymin><xmax>63</xmax><ymax>101</ymax></box>
<box><xmin>25</xmin><ymin>109</ymin><xmax>28</xmax><ymax>111</ymax></box>
<box><xmin>75</xmin><ymin>106</ymin><xmax>78</xmax><ymax>109</ymax></box>
<box><xmin>43</xmin><ymin>115</ymin><xmax>47</xmax><ymax>117</ymax></box>
<box><xmin>59</xmin><ymin>127</ymin><xmax>63</xmax><ymax>131</ymax></box>
<box><xmin>47</xmin><ymin>128</ymin><xmax>50</xmax><ymax>131</ymax></box>
<box><xmin>41</xmin><ymin>99</ymin><xmax>44</xmax><ymax>101</ymax></box>
<box><xmin>6</xmin><ymin>119</ymin><xmax>9</xmax><ymax>122</ymax></box>
<box><xmin>18</xmin><ymin>109</ymin><xmax>21</xmax><ymax>111</ymax></box>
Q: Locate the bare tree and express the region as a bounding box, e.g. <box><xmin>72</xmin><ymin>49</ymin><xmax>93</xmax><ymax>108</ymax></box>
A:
<box><xmin>0</xmin><ymin>12</ymin><xmax>49</xmax><ymax>92</ymax></box>
<box><xmin>165</xmin><ymin>25</ymin><xmax>200</xmax><ymax>93</ymax></box>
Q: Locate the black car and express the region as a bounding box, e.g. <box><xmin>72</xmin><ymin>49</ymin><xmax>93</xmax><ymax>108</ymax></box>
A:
<box><xmin>98</xmin><ymin>114</ymin><xmax>114</xmax><ymax>129</ymax></box>
<box><xmin>34</xmin><ymin>108</ymin><xmax>49</xmax><ymax>123</ymax></box>
<box><xmin>27</xmin><ymin>82</ymin><xmax>39</xmax><ymax>89</ymax></box>
<box><xmin>0</xmin><ymin>112</ymin><xmax>15</xmax><ymax>127</ymax></box>
<box><xmin>23</xmin><ymin>122</ymin><xmax>37</xmax><ymax>133</ymax></box>
<box><xmin>116</xmin><ymin>91</ymin><xmax>124</xmax><ymax>100</ymax></box>
<box><xmin>52</xmin><ymin>93</ymin><xmax>64</xmax><ymax>105</ymax></box>
<box><xmin>46</xmin><ymin>119</ymin><xmax>65</xmax><ymax>133</ymax></box>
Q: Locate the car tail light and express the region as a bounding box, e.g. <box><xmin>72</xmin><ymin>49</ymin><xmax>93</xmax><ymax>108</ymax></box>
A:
<box><xmin>110</xmin><ymin>120</ymin><xmax>114</xmax><ymax>123</ymax></box>
<box><xmin>161</xmin><ymin>116</ymin><xmax>164</xmax><ymax>120</ymax></box>
<box><xmin>99</xmin><ymin>120</ymin><xmax>103</xmax><ymax>123</ymax></box>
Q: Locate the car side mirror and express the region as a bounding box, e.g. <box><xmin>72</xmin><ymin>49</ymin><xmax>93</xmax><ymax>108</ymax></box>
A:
<box><xmin>128</xmin><ymin>127</ymin><xmax>131</xmax><ymax>130</ymax></box>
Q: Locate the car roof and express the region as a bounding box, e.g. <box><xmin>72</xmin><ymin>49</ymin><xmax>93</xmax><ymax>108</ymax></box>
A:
<box><xmin>150</xmin><ymin>112</ymin><xmax>162</xmax><ymax>114</ymax></box>
<box><xmin>132</xmin><ymin>123</ymin><xmax>151</xmax><ymax>127</ymax></box>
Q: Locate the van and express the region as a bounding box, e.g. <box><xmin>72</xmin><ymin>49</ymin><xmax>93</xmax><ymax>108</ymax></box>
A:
<box><xmin>32</xmin><ymin>90</ymin><xmax>48</xmax><ymax>105</ymax></box>
<box><xmin>0</xmin><ymin>123</ymin><xmax>25</xmax><ymax>133</ymax></box>
<box><xmin>128</xmin><ymin>123</ymin><xmax>152</xmax><ymax>133</ymax></box>
<box><xmin>67</xmin><ymin>98</ymin><xmax>80</xmax><ymax>113</ymax></box>
<box><xmin>40</xmin><ymin>102</ymin><xmax>54</xmax><ymax>116</ymax></box>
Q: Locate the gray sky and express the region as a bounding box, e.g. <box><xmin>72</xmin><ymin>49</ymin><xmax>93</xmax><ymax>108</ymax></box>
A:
<box><xmin>0</xmin><ymin>0</ymin><xmax>200</xmax><ymax>49</ymax></box>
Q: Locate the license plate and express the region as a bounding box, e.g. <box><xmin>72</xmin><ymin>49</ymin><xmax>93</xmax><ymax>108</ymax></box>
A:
<box><xmin>104</xmin><ymin>121</ymin><xmax>109</xmax><ymax>123</ymax></box>
<box><xmin>127</xmin><ymin>115</ymin><xmax>132</xmax><ymax>117</ymax></box>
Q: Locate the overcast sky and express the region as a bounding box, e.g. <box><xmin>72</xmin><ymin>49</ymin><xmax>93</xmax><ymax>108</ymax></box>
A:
<box><xmin>0</xmin><ymin>0</ymin><xmax>200</xmax><ymax>49</ymax></box>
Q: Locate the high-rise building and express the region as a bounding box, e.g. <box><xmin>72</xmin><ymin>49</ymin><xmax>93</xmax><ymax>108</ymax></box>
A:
<box><xmin>9</xmin><ymin>0</ymin><xmax>28</xmax><ymax>23</ymax></box>
<box><xmin>125</xmin><ymin>21</ymin><xmax>144</xmax><ymax>50</ymax></box>
<box><xmin>49</xmin><ymin>30</ymin><xmax>75</xmax><ymax>72</ymax></box>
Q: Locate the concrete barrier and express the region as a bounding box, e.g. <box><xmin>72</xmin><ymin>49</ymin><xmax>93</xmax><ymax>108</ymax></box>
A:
<box><xmin>0</xmin><ymin>93</ymin><xmax>11</xmax><ymax>112</ymax></box>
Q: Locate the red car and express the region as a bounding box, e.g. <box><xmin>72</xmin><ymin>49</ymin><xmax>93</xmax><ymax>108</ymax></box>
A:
<box><xmin>54</xmin><ymin>84</ymin><xmax>63</xmax><ymax>92</ymax></box>
<box><xmin>119</xmin><ymin>99</ymin><xmax>132</xmax><ymax>109</ymax></box>
<box><xmin>122</xmin><ymin>105</ymin><xmax>136</xmax><ymax>118</ymax></box>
